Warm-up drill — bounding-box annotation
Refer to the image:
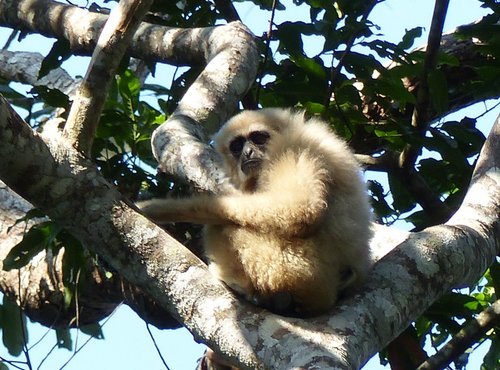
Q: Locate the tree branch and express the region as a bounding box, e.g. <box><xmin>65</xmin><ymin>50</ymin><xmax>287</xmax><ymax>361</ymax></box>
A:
<box><xmin>213</xmin><ymin>0</ymin><xmax>241</xmax><ymax>22</ymax></box>
<box><xmin>0</xmin><ymin>181</ymin><xmax>180</xmax><ymax>330</ymax></box>
<box><xmin>150</xmin><ymin>21</ymin><xmax>258</xmax><ymax>192</ymax></box>
<box><xmin>0</xmin><ymin>94</ymin><xmax>264</xmax><ymax>369</ymax></box>
<box><xmin>0</xmin><ymin>93</ymin><xmax>498</xmax><ymax>368</ymax></box>
<box><xmin>399</xmin><ymin>0</ymin><xmax>450</xmax><ymax>169</ymax></box>
<box><xmin>0</xmin><ymin>0</ymin><xmax>258</xmax><ymax>191</ymax></box>
<box><xmin>0</xmin><ymin>50</ymin><xmax>76</xmax><ymax>95</ymax></box>
<box><xmin>358</xmin><ymin>151</ymin><xmax>454</xmax><ymax>225</ymax></box>
<box><xmin>63</xmin><ymin>0</ymin><xmax>153</xmax><ymax>155</ymax></box>
<box><xmin>0</xmin><ymin>1</ymin><xmax>498</xmax><ymax>367</ymax></box>
<box><xmin>417</xmin><ymin>299</ymin><xmax>500</xmax><ymax>370</ymax></box>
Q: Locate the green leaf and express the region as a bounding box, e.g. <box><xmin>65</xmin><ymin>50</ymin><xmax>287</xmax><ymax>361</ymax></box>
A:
<box><xmin>414</xmin><ymin>315</ymin><xmax>432</xmax><ymax>337</ymax></box>
<box><xmin>3</xmin><ymin>222</ymin><xmax>61</xmax><ymax>271</ymax></box>
<box><xmin>441</xmin><ymin>119</ymin><xmax>486</xmax><ymax>157</ymax></box>
<box><xmin>0</xmin><ymin>362</ymin><xmax>8</xmax><ymax>370</ymax></box>
<box><xmin>117</xmin><ymin>69</ymin><xmax>141</xmax><ymax>119</ymax></box>
<box><xmin>276</xmin><ymin>21</ymin><xmax>317</xmax><ymax>56</ymax></box>
<box><xmin>1</xmin><ymin>296</ymin><xmax>27</xmax><ymax>356</ymax></box>
<box><xmin>59</xmin><ymin>231</ymin><xmax>86</xmax><ymax>307</ymax></box>
<box><xmin>428</xmin><ymin>292</ymin><xmax>483</xmax><ymax>318</ymax></box>
<box><xmin>367</xmin><ymin>180</ymin><xmax>394</xmax><ymax>221</ymax></box>
<box><xmin>7</xmin><ymin>208</ymin><xmax>46</xmax><ymax>233</ymax></box>
<box><xmin>63</xmin><ymin>286</ymin><xmax>74</xmax><ymax>310</ymax></box>
<box><xmin>39</xmin><ymin>39</ymin><xmax>72</xmax><ymax>79</ymax></box>
<box><xmin>56</xmin><ymin>328</ymin><xmax>73</xmax><ymax>350</ymax></box>
<box><xmin>80</xmin><ymin>323</ymin><xmax>104</xmax><ymax>339</ymax></box>
<box><xmin>483</xmin><ymin>333</ymin><xmax>500</xmax><ymax>369</ymax></box>
<box><xmin>31</xmin><ymin>86</ymin><xmax>70</xmax><ymax>109</ymax></box>
<box><xmin>489</xmin><ymin>262</ymin><xmax>500</xmax><ymax>296</ymax></box>
<box><xmin>398</xmin><ymin>27</ymin><xmax>423</xmax><ymax>50</ymax></box>
<box><xmin>387</xmin><ymin>173</ymin><xmax>416</xmax><ymax>214</ymax></box>
<box><xmin>292</xmin><ymin>56</ymin><xmax>327</xmax><ymax>80</ymax></box>
<box><xmin>427</xmin><ymin>69</ymin><xmax>448</xmax><ymax>114</ymax></box>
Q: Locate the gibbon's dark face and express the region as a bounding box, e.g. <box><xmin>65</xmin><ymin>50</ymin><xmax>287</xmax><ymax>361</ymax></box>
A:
<box><xmin>228</xmin><ymin>130</ymin><xmax>270</xmax><ymax>176</ymax></box>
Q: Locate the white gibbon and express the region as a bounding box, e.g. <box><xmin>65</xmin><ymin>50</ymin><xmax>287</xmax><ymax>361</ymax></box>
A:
<box><xmin>140</xmin><ymin>108</ymin><xmax>372</xmax><ymax>316</ymax></box>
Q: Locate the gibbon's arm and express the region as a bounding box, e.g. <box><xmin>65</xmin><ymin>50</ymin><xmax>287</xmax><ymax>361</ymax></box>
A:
<box><xmin>139</xmin><ymin>190</ymin><xmax>326</xmax><ymax>236</ymax></box>
<box><xmin>139</xmin><ymin>151</ymin><xmax>329</xmax><ymax>235</ymax></box>
<box><xmin>138</xmin><ymin>196</ymin><xmax>228</xmax><ymax>225</ymax></box>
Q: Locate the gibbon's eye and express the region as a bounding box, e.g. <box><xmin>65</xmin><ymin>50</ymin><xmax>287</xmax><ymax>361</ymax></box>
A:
<box><xmin>229</xmin><ymin>136</ymin><xmax>246</xmax><ymax>157</ymax></box>
<box><xmin>248</xmin><ymin>131</ymin><xmax>270</xmax><ymax>146</ymax></box>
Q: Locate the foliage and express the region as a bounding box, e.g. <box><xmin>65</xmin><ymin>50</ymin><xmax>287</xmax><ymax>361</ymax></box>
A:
<box><xmin>0</xmin><ymin>0</ymin><xmax>499</xmax><ymax>368</ymax></box>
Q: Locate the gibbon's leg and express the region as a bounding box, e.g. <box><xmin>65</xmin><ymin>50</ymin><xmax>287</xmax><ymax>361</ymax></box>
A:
<box><xmin>204</xmin><ymin>225</ymin><xmax>254</xmax><ymax>296</ymax></box>
<box><xmin>139</xmin><ymin>151</ymin><xmax>329</xmax><ymax>236</ymax></box>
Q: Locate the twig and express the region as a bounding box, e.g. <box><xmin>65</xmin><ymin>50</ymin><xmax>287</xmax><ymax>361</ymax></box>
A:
<box><xmin>63</xmin><ymin>0</ymin><xmax>153</xmax><ymax>155</ymax></box>
<box><xmin>212</xmin><ymin>0</ymin><xmax>241</xmax><ymax>22</ymax></box>
<box><xmin>145</xmin><ymin>323</ymin><xmax>171</xmax><ymax>370</ymax></box>
<box><xmin>399</xmin><ymin>0</ymin><xmax>450</xmax><ymax>169</ymax></box>
<box><xmin>417</xmin><ymin>299</ymin><xmax>500</xmax><ymax>370</ymax></box>
<box><xmin>59</xmin><ymin>306</ymin><xmax>119</xmax><ymax>370</ymax></box>
<box><xmin>389</xmin><ymin>0</ymin><xmax>452</xmax><ymax>224</ymax></box>
<box><xmin>324</xmin><ymin>0</ymin><xmax>379</xmax><ymax>111</ymax></box>
<box><xmin>357</xmin><ymin>151</ymin><xmax>453</xmax><ymax>225</ymax></box>
<box><xmin>18</xmin><ymin>270</ymin><xmax>33</xmax><ymax>370</ymax></box>
<box><xmin>2</xmin><ymin>29</ymin><xmax>19</xmax><ymax>50</ymax></box>
<box><xmin>255</xmin><ymin>0</ymin><xmax>278</xmax><ymax>105</ymax></box>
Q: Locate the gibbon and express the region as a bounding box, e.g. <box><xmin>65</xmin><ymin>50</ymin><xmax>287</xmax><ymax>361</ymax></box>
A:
<box><xmin>140</xmin><ymin>108</ymin><xmax>372</xmax><ymax>316</ymax></box>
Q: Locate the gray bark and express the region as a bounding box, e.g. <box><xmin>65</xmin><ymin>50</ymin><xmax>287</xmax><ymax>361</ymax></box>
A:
<box><xmin>0</xmin><ymin>0</ymin><xmax>498</xmax><ymax>368</ymax></box>
<box><xmin>0</xmin><ymin>92</ymin><xmax>498</xmax><ymax>369</ymax></box>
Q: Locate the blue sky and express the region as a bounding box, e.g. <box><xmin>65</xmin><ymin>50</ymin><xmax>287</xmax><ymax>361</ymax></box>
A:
<box><xmin>0</xmin><ymin>0</ymin><xmax>499</xmax><ymax>369</ymax></box>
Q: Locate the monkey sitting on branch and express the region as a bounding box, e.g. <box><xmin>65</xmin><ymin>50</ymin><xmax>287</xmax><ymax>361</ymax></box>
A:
<box><xmin>140</xmin><ymin>108</ymin><xmax>373</xmax><ymax>317</ymax></box>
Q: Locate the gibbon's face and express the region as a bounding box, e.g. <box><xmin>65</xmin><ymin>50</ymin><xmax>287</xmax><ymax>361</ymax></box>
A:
<box><xmin>213</xmin><ymin>110</ymin><xmax>288</xmax><ymax>190</ymax></box>
<box><xmin>213</xmin><ymin>108</ymin><xmax>291</xmax><ymax>191</ymax></box>
<box><xmin>228</xmin><ymin>130</ymin><xmax>270</xmax><ymax>176</ymax></box>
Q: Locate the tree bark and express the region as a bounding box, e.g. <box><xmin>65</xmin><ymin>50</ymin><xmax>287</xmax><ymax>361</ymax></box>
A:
<box><xmin>0</xmin><ymin>0</ymin><xmax>259</xmax><ymax>192</ymax></box>
<box><xmin>0</xmin><ymin>91</ymin><xmax>498</xmax><ymax>368</ymax></box>
<box><xmin>0</xmin><ymin>0</ymin><xmax>499</xmax><ymax>368</ymax></box>
<box><xmin>1</xmin><ymin>0</ymin><xmax>497</xmax><ymax>189</ymax></box>
<box><xmin>63</xmin><ymin>0</ymin><xmax>154</xmax><ymax>155</ymax></box>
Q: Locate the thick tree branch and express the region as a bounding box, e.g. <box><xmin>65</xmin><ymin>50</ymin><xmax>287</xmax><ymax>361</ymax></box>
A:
<box><xmin>0</xmin><ymin>93</ymin><xmax>498</xmax><ymax>368</ymax></box>
<box><xmin>0</xmin><ymin>181</ymin><xmax>180</xmax><ymax>329</ymax></box>
<box><xmin>63</xmin><ymin>0</ymin><xmax>153</xmax><ymax>155</ymax></box>
<box><xmin>0</xmin><ymin>50</ymin><xmax>76</xmax><ymax>95</ymax></box>
<box><xmin>0</xmin><ymin>0</ymin><xmax>256</xmax><ymax>191</ymax></box>
<box><xmin>150</xmin><ymin>19</ymin><xmax>258</xmax><ymax>192</ymax></box>
<box><xmin>1</xmin><ymin>0</ymin><xmax>494</xmax><ymax>189</ymax></box>
<box><xmin>0</xmin><ymin>0</ymin><xmax>248</xmax><ymax>191</ymax></box>
<box><xmin>0</xmin><ymin>1</ymin><xmax>498</xmax><ymax>367</ymax></box>
<box><xmin>0</xmin><ymin>94</ymin><xmax>264</xmax><ymax>369</ymax></box>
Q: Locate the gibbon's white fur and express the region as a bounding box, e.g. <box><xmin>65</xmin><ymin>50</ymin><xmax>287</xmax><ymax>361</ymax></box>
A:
<box><xmin>140</xmin><ymin>108</ymin><xmax>372</xmax><ymax>316</ymax></box>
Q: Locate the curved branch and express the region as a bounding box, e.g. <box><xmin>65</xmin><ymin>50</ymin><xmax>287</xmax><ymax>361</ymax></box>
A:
<box><xmin>150</xmin><ymin>21</ymin><xmax>258</xmax><ymax>192</ymax></box>
<box><xmin>0</xmin><ymin>99</ymin><xmax>498</xmax><ymax>369</ymax></box>
<box><xmin>0</xmin><ymin>0</ymin><xmax>254</xmax><ymax>191</ymax></box>
<box><xmin>0</xmin><ymin>94</ymin><xmax>263</xmax><ymax>369</ymax></box>
<box><xmin>63</xmin><ymin>0</ymin><xmax>153</xmax><ymax>155</ymax></box>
